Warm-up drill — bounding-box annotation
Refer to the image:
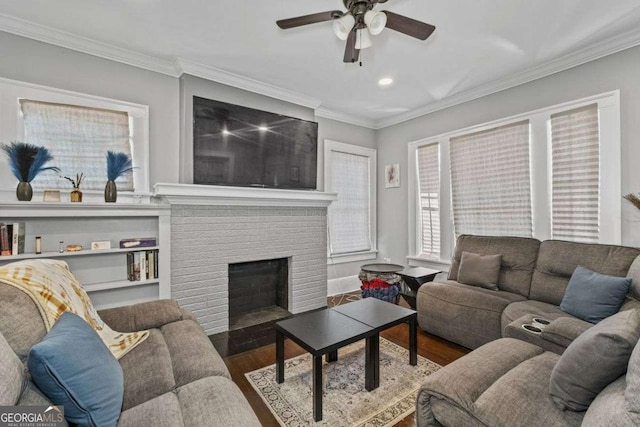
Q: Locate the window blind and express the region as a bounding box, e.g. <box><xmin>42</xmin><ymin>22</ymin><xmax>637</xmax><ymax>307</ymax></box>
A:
<box><xmin>21</xmin><ymin>100</ymin><xmax>133</xmax><ymax>191</ymax></box>
<box><xmin>416</xmin><ymin>144</ymin><xmax>440</xmax><ymax>256</ymax></box>
<box><xmin>450</xmin><ymin>120</ymin><xmax>532</xmax><ymax>237</ymax></box>
<box><xmin>328</xmin><ymin>151</ymin><xmax>371</xmax><ymax>255</ymax></box>
<box><xmin>550</xmin><ymin>104</ymin><xmax>600</xmax><ymax>243</ymax></box>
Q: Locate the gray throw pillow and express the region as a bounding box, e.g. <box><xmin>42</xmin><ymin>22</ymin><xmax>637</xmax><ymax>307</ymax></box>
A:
<box><xmin>625</xmin><ymin>340</ymin><xmax>640</xmax><ymax>423</ymax></box>
<box><xmin>550</xmin><ymin>309</ymin><xmax>640</xmax><ymax>412</ymax></box>
<box><xmin>626</xmin><ymin>255</ymin><xmax>640</xmax><ymax>301</ymax></box>
<box><xmin>560</xmin><ymin>266</ymin><xmax>631</xmax><ymax>323</ymax></box>
<box><xmin>456</xmin><ymin>251</ymin><xmax>501</xmax><ymax>290</ymax></box>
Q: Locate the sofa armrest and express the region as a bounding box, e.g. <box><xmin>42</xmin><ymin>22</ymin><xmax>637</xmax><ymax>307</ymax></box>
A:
<box><xmin>541</xmin><ymin>316</ymin><xmax>592</xmax><ymax>348</ymax></box>
<box><xmin>98</xmin><ymin>299</ymin><xmax>187</xmax><ymax>332</ymax></box>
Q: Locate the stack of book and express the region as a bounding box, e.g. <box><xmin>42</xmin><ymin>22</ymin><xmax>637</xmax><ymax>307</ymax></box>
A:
<box><xmin>0</xmin><ymin>223</ymin><xmax>25</xmax><ymax>256</ymax></box>
<box><xmin>121</xmin><ymin>238</ymin><xmax>159</xmax><ymax>281</ymax></box>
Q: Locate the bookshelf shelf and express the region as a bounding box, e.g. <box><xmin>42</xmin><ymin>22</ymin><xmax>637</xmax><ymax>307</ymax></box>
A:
<box><xmin>83</xmin><ymin>279</ymin><xmax>160</xmax><ymax>293</ymax></box>
<box><xmin>0</xmin><ymin>246</ymin><xmax>160</xmax><ymax>261</ymax></box>
<box><xmin>0</xmin><ymin>202</ymin><xmax>171</xmax><ymax>310</ymax></box>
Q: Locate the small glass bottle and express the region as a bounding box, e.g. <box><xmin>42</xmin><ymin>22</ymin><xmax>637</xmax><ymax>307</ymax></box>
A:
<box><xmin>59</xmin><ymin>241</ymin><xmax>64</xmax><ymax>253</ymax></box>
<box><xmin>35</xmin><ymin>236</ymin><xmax>42</xmax><ymax>254</ymax></box>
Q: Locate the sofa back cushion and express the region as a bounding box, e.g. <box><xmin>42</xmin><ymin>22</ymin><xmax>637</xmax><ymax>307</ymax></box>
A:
<box><xmin>448</xmin><ymin>235</ymin><xmax>540</xmax><ymax>297</ymax></box>
<box><xmin>0</xmin><ymin>331</ymin><xmax>25</xmax><ymax>405</ymax></box>
<box><xmin>626</xmin><ymin>339</ymin><xmax>640</xmax><ymax>423</ymax></box>
<box><xmin>530</xmin><ymin>241</ymin><xmax>640</xmax><ymax>306</ymax></box>
<box><xmin>626</xmin><ymin>255</ymin><xmax>640</xmax><ymax>300</ymax></box>
<box><xmin>0</xmin><ymin>284</ymin><xmax>47</xmax><ymax>362</ymax></box>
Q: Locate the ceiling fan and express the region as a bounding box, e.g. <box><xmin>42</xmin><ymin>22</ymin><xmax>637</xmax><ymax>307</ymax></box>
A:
<box><xmin>276</xmin><ymin>0</ymin><xmax>436</xmax><ymax>63</ymax></box>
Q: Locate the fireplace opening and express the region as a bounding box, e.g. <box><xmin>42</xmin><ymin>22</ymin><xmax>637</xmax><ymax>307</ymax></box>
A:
<box><xmin>228</xmin><ymin>257</ymin><xmax>291</xmax><ymax>331</ymax></box>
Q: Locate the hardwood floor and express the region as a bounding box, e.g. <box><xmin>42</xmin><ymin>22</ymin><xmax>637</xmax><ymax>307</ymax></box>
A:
<box><xmin>222</xmin><ymin>294</ymin><xmax>470</xmax><ymax>427</ymax></box>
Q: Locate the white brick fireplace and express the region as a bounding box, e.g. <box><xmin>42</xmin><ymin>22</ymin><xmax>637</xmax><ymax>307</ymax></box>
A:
<box><xmin>154</xmin><ymin>184</ymin><xmax>337</xmax><ymax>334</ymax></box>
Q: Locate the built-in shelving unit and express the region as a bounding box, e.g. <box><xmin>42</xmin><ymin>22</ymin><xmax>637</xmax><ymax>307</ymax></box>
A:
<box><xmin>0</xmin><ymin>202</ymin><xmax>170</xmax><ymax>310</ymax></box>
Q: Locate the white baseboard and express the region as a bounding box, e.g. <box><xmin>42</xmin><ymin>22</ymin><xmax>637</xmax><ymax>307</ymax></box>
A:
<box><xmin>327</xmin><ymin>275</ymin><xmax>361</xmax><ymax>296</ymax></box>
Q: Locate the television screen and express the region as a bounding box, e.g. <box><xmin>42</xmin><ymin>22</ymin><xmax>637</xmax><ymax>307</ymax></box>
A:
<box><xmin>193</xmin><ymin>96</ymin><xmax>318</xmax><ymax>190</ymax></box>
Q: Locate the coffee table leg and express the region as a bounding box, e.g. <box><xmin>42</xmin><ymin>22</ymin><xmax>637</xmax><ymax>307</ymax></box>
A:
<box><xmin>326</xmin><ymin>350</ymin><xmax>338</xmax><ymax>362</ymax></box>
<box><xmin>365</xmin><ymin>332</ymin><xmax>380</xmax><ymax>391</ymax></box>
<box><xmin>276</xmin><ymin>330</ymin><xmax>284</xmax><ymax>383</ymax></box>
<box><xmin>313</xmin><ymin>355</ymin><xmax>323</xmax><ymax>421</ymax></box>
<box><xmin>409</xmin><ymin>315</ymin><xmax>417</xmax><ymax>366</ymax></box>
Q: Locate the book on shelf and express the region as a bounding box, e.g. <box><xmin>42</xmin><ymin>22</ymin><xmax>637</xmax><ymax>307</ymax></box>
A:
<box><xmin>127</xmin><ymin>249</ymin><xmax>159</xmax><ymax>281</ymax></box>
<box><xmin>0</xmin><ymin>224</ymin><xmax>10</xmax><ymax>256</ymax></box>
<box><xmin>119</xmin><ymin>238</ymin><xmax>157</xmax><ymax>249</ymax></box>
<box><xmin>12</xmin><ymin>223</ymin><xmax>25</xmax><ymax>255</ymax></box>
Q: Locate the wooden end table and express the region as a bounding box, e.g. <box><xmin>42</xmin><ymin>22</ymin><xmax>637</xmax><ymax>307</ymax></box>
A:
<box><xmin>397</xmin><ymin>267</ymin><xmax>441</xmax><ymax>309</ymax></box>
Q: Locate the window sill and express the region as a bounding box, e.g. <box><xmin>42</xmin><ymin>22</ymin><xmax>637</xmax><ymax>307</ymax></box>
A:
<box><xmin>406</xmin><ymin>255</ymin><xmax>451</xmax><ymax>269</ymax></box>
<box><xmin>328</xmin><ymin>250</ymin><xmax>378</xmax><ymax>265</ymax></box>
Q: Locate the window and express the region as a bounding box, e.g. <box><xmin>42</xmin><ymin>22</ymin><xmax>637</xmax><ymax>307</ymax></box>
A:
<box><xmin>408</xmin><ymin>91</ymin><xmax>620</xmax><ymax>266</ymax></box>
<box><xmin>324</xmin><ymin>140</ymin><xmax>377</xmax><ymax>262</ymax></box>
<box><xmin>450</xmin><ymin>120</ymin><xmax>532</xmax><ymax>237</ymax></box>
<box><xmin>550</xmin><ymin>104</ymin><xmax>600</xmax><ymax>243</ymax></box>
<box><xmin>21</xmin><ymin>100</ymin><xmax>133</xmax><ymax>191</ymax></box>
<box><xmin>416</xmin><ymin>143</ymin><xmax>440</xmax><ymax>257</ymax></box>
<box><xmin>0</xmin><ymin>77</ymin><xmax>149</xmax><ymax>200</ymax></box>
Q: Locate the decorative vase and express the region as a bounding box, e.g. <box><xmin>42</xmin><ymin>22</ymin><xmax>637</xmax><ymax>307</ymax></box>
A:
<box><xmin>16</xmin><ymin>182</ymin><xmax>33</xmax><ymax>201</ymax></box>
<box><xmin>70</xmin><ymin>189</ymin><xmax>83</xmax><ymax>203</ymax></box>
<box><xmin>104</xmin><ymin>180</ymin><xmax>117</xmax><ymax>203</ymax></box>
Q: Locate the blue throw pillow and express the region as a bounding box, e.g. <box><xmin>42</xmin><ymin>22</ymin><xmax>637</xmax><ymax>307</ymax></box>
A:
<box><xmin>28</xmin><ymin>312</ymin><xmax>124</xmax><ymax>427</ymax></box>
<box><xmin>560</xmin><ymin>266</ymin><xmax>632</xmax><ymax>323</ymax></box>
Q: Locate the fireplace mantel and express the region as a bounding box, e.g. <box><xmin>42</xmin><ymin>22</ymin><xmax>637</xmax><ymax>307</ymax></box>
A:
<box><xmin>153</xmin><ymin>183</ymin><xmax>337</xmax><ymax>207</ymax></box>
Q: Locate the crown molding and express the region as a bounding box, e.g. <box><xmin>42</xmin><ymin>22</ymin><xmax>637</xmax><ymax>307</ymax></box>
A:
<box><xmin>0</xmin><ymin>13</ymin><xmax>180</xmax><ymax>77</ymax></box>
<box><xmin>314</xmin><ymin>107</ymin><xmax>377</xmax><ymax>129</ymax></box>
<box><xmin>376</xmin><ymin>25</ymin><xmax>640</xmax><ymax>129</ymax></box>
<box><xmin>177</xmin><ymin>58</ymin><xmax>322</xmax><ymax>109</ymax></box>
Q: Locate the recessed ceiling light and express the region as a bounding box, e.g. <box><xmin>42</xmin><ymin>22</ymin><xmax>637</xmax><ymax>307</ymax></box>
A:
<box><xmin>222</xmin><ymin>129</ymin><xmax>230</xmax><ymax>135</ymax></box>
<box><xmin>378</xmin><ymin>77</ymin><xmax>394</xmax><ymax>87</ymax></box>
<box><xmin>258</xmin><ymin>126</ymin><xmax>269</xmax><ymax>131</ymax></box>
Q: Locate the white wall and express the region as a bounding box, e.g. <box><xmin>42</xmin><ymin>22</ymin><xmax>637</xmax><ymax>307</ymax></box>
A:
<box><xmin>377</xmin><ymin>45</ymin><xmax>640</xmax><ymax>269</ymax></box>
<box><xmin>0</xmin><ymin>31</ymin><xmax>180</xmax><ymax>186</ymax></box>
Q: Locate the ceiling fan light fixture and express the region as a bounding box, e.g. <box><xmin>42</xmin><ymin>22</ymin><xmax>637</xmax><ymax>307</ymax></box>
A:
<box><xmin>333</xmin><ymin>13</ymin><xmax>355</xmax><ymax>41</ymax></box>
<box><xmin>364</xmin><ymin>10</ymin><xmax>387</xmax><ymax>35</ymax></box>
<box><xmin>356</xmin><ymin>28</ymin><xmax>373</xmax><ymax>49</ymax></box>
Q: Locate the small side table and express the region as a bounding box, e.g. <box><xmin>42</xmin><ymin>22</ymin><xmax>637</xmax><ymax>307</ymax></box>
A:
<box><xmin>397</xmin><ymin>267</ymin><xmax>441</xmax><ymax>309</ymax></box>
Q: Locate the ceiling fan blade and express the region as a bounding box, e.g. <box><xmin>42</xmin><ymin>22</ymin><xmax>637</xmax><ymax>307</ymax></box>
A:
<box><xmin>343</xmin><ymin>28</ymin><xmax>360</xmax><ymax>63</ymax></box>
<box><xmin>277</xmin><ymin>11</ymin><xmax>343</xmax><ymax>29</ymax></box>
<box><xmin>383</xmin><ymin>11</ymin><xmax>436</xmax><ymax>40</ymax></box>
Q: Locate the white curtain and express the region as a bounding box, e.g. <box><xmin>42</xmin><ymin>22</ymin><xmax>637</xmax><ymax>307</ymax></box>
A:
<box><xmin>417</xmin><ymin>143</ymin><xmax>440</xmax><ymax>256</ymax></box>
<box><xmin>450</xmin><ymin>120</ymin><xmax>532</xmax><ymax>237</ymax></box>
<box><xmin>21</xmin><ymin>100</ymin><xmax>133</xmax><ymax>191</ymax></box>
<box><xmin>550</xmin><ymin>104</ymin><xmax>600</xmax><ymax>243</ymax></box>
<box><xmin>328</xmin><ymin>151</ymin><xmax>371</xmax><ymax>254</ymax></box>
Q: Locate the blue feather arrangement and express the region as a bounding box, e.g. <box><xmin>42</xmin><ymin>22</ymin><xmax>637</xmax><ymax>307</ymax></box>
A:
<box><xmin>1</xmin><ymin>142</ymin><xmax>59</xmax><ymax>182</ymax></box>
<box><xmin>106</xmin><ymin>151</ymin><xmax>135</xmax><ymax>181</ymax></box>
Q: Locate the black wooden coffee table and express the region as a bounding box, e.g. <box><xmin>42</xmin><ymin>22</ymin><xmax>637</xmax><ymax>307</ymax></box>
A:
<box><xmin>275</xmin><ymin>298</ymin><xmax>417</xmax><ymax>421</ymax></box>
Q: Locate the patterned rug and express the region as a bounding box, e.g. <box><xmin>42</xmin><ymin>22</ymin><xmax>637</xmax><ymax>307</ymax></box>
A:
<box><xmin>245</xmin><ymin>338</ymin><xmax>440</xmax><ymax>427</ymax></box>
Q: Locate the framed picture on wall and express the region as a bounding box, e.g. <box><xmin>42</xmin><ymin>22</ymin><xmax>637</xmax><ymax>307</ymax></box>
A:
<box><xmin>385</xmin><ymin>164</ymin><xmax>400</xmax><ymax>188</ymax></box>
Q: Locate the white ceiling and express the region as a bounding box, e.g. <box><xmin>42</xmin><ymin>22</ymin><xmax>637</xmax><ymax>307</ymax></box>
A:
<box><xmin>1</xmin><ymin>0</ymin><xmax>640</xmax><ymax>128</ymax></box>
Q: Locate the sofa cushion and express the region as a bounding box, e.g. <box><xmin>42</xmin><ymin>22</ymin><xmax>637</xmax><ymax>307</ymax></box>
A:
<box><xmin>0</xmin><ymin>331</ymin><xmax>24</xmax><ymax>405</ymax></box>
<box><xmin>418</xmin><ymin>280</ymin><xmax>527</xmax><ymax>349</ymax></box>
<box><xmin>119</xmin><ymin>319</ymin><xmax>230</xmax><ymax>410</ymax></box>
<box><xmin>625</xmin><ymin>340</ymin><xmax>640</xmax><ymax>423</ymax></box>
<box><xmin>28</xmin><ymin>312</ymin><xmax>124</xmax><ymax>427</ymax></box>
<box><xmin>503</xmin><ymin>314</ymin><xmax>568</xmax><ymax>355</ymax></box>
<box><xmin>550</xmin><ymin>309</ymin><xmax>640</xmax><ymax>411</ymax></box>
<box><xmin>582</xmin><ymin>377</ymin><xmax>635</xmax><ymax>427</ymax></box>
<box><xmin>501</xmin><ymin>300</ymin><xmax>568</xmax><ymax>331</ymax></box>
<box><xmin>448</xmin><ymin>235</ymin><xmax>540</xmax><ymax>297</ymax></box>
<box><xmin>474</xmin><ymin>352</ymin><xmax>584</xmax><ymax>427</ymax></box>
<box><xmin>560</xmin><ymin>266</ymin><xmax>631</xmax><ymax>323</ymax></box>
<box><xmin>457</xmin><ymin>251</ymin><xmax>502</xmax><ymax>290</ymax></box>
<box><xmin>530</xmin><ymin>240</ymin><xmax>639</xmax><ymax>306</ymax></box>
<box><xmin>117</xmin><ymin>377</ymin><xmax>260</xmax><ymax>427</ymax></box>
<box><xmin>0</xmin><ymin>284</ymin><xmax>46</xmax><ymax>362</ymax></box>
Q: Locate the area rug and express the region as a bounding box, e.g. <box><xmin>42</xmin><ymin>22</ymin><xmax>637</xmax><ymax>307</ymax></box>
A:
<box><xmin>245</xmin><ymin>338</ymin><xmax>440</xmax><ymax>427</ymax></box>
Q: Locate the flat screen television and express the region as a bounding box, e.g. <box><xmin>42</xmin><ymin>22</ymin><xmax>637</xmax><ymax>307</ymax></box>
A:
<box><xmin>193</xmin><ymin>96</ymin><xmax>318</xmax><ymax>190</ymax></box>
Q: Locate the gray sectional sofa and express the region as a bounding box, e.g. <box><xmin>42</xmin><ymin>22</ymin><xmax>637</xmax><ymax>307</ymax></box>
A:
<box><xmin>0</xmin><ymin>284</ymin><xmax>261</xmax><ymax>426</ymax></box>
<box><xmin>416</xmin><ymin>235</ymin><xmax>640</xmax><ymax>427</ymax></box>
<box><xmin>417</xmin><ymin>235</ymin><xmax>640</xmax><ymax>352</ymax></box>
